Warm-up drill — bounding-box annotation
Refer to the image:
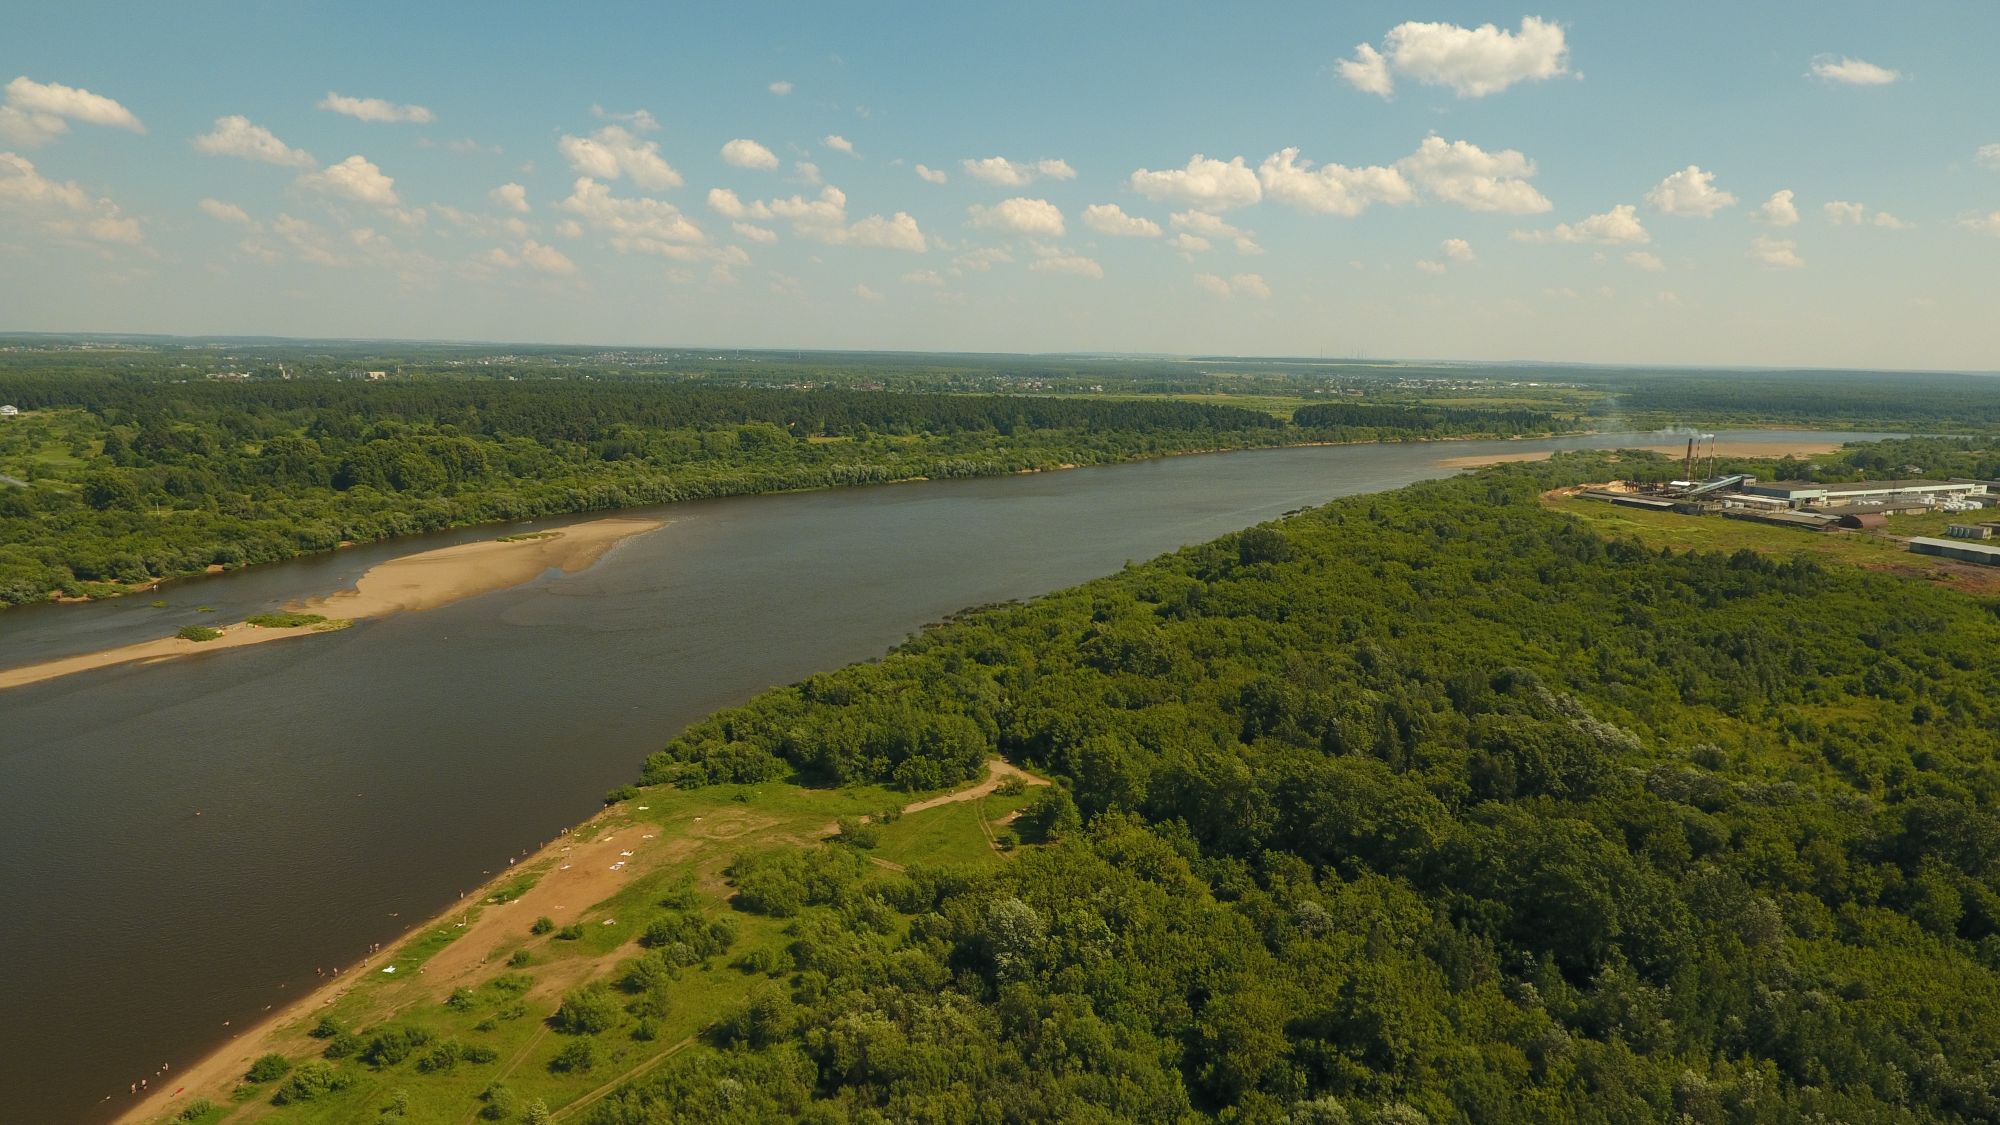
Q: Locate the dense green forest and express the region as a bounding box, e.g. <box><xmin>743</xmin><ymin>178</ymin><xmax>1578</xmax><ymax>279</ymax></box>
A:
<box><xmin>0</xmin><ymin>369</ymin><xmax>1574</xmax><ymax>609</ymax></box>
<box><xmin>595</xmin><ymin>453</ymin><xmax>2000</xmax><ymax>1122</ymax></box>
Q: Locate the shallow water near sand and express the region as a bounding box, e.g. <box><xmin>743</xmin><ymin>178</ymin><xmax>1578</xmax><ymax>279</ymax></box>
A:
<box><xmin>0</xmin><ymin>430</ymin><xmax>1893</xmax><ymax>1120</ymax></box>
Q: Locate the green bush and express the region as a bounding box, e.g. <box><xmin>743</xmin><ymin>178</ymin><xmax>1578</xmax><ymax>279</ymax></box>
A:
<box><xmin>530</xmin><ymin>915</ymin><xmax>554</xmax><ymax>935</ymax></box>
<box><xmin>269</xmin><ymin>1060</ymin><xmax>349</xmax><ymax>1105</ymax></box>
<box><xmin>603</xmin><ymin>784</ymin><xmax>640</xmax><ymax>804</ymax></box>
<box><xmin>548</xmin><ymin>1039</ymin><xmax>596</xmax><ymax>1073</ymax></box>
<box><xmin>243</xmin><ymin>1053</ymin><xmax>290</xmax><ymax>1083</ymax></box>
<box><xmin>834</xmin><ymin>816</ymin><xmax>880</xmax><ymax>848</ymax></box>
<box><xmin>358</xmin><ymin>1025</ymin><xmax>433</xmax><ymax>1068</ymax></box>
<box><xmin>507</xmin><ymin>949</ymin><xmax>532</xmax><ymax>968</ymax></box>
<box><xmin>176</xmin><ymin>624</ymin><xmax>221</xmax><ymax>642</ymax></box>
<box><xmin>551</xmin><ymin>983</ymin><xmax>619</xmax><ymax>1035</ymax></box>
<box><xmin>555</xmin><ymin>922</ymin><xmax>585</xmax><ymax>940</ymax></box>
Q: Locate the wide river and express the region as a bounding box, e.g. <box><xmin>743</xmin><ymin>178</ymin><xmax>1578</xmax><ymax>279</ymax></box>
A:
<box><xmin>0</xmin><ymin>430</ymin><xmax>1890</xmax><ymax>1120</ymax></box>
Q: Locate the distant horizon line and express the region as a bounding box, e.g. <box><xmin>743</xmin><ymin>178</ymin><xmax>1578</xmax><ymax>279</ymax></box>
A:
<box><xmin>1</xmin><ymin>329</ymin><xmax>1995</xmax><ymax>379</ymax></box>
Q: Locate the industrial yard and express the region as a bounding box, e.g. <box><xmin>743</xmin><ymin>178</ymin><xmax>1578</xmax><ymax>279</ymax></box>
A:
<box><xmin>1554</xmin><ymin>462</ymin><xmax>2000</xmax><ymax>595</ymax></box>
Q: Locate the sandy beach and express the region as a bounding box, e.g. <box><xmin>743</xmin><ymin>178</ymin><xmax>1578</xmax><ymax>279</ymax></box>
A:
<box><xmin>0</xmin><ymin>517</ymin><xmax>663</xmax><ymax>692</ymax></box>
<box><xmin>1434</xmin><ymin>439</ymin><xmax>1848</xmax><ymax>470</ymax></box>
<box><xmin>119</xmin><ymin>758</ymin><xmax>1039</xmax><ymax>1123</ymax></box>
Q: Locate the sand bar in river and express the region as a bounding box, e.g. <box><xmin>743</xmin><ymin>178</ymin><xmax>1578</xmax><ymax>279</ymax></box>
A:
<box><xmin>0</xmin><ymin>516</ymin><xmax>663</xmax><ymax>691</ymax></box>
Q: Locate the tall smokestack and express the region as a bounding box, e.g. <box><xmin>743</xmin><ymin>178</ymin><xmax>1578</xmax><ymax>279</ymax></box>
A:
<box><xmin>1686</xmin><ymin>437</ymin><xmax>1695</xmax><ymax>481</ymax></box>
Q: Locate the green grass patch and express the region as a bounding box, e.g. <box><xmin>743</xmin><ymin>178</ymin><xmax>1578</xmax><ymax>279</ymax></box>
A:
<box><xmin>245</xmin><ymin>611</ymin><xmax>329</xmax><ymax>628</ymax></box>
<box><xmin>496</xmin><ymin>531</ymin><xmax>559</xmax><ymax>542</ymax></box>
<box><xmin>176</xmin><ymin>624</ymin><xmax>222</xmax><ymax>642</ymax></box>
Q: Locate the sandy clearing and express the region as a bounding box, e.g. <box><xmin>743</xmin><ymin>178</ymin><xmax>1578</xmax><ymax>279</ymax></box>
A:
<box><xmin>1435</xmin><ymin>440</ymin><xmax>1847</xmax><ymax>470</ymax></box>
<box><xmin>0</xmin><ymin>516</ymin><xmax>663</xmax><ymax>692</ymax></box>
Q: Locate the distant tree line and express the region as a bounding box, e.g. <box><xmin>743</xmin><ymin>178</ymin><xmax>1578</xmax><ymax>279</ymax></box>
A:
<box><xmin>0</xmin><ymin>373</ymin><xmax>1571</xmax><ymax>608</ymax></box>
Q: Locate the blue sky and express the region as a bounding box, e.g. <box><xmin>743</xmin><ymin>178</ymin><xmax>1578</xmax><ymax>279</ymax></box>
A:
<box><xmin>3</xmin><ymin>2</ymin><xmax>1996</xmax><ymax>368</ymax></box>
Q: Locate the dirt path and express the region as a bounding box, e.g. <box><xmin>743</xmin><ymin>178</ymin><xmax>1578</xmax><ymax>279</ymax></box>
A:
<box><xmin>818</xmin><ymin>759</ymin><xmax>1049</xmax><ymax>838</ymax></box>
<box><xmin>550</xmin><ymin>1033</ymin><xmax>699</xmax><ymax>1121</ymax></box>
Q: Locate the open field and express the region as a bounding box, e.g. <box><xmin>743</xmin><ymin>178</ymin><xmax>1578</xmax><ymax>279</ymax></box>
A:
<box><xmin>0</xmin><ymin>517</ymin><xmax>662</xmax><ymax>691</ymax></box>
<box><xmin>124</xmin><ymin>761</ymin><xmax>1042</xmax><ymax>1124</ymax></box>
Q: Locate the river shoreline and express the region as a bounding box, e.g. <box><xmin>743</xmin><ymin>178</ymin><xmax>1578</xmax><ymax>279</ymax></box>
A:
<box><xmin>1</xmin><ymin>427</ymin><xmax>1727</xmax><ymax>615</ymax></box>
<box><xmin>0</xmin><ymin>517</ymin><xmax>663</xmax><ymax>691</ymax></box>
<box><xmin>1433</xmin><ymin>438</ymin><xmax>1847</xmax><ymax>469</ymax></box>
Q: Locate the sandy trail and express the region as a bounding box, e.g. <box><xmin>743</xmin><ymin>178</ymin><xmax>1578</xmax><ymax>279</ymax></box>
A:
<box><xmin>0</xmin><ymin>516</ymin><xmax>663</xmax><ymax>692</ymax></box>
<box><xmin>1436</xmin><ymin>440</ymin><xmax>1846</xmax><ymax>470</ymax></box>
<box><xmin>821</xmin><ymin>759</ymin><xmax>1050</xmax><ymax>838</ymax></box>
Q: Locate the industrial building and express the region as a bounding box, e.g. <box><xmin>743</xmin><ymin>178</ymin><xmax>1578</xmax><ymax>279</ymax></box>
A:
<box><xmin>1910</xmin><ymin>537</ymin><xmax>2000</xmax><ymax>567</ymax></box>
<box><xmin>1736</xmin><ymin>479</ymin><xmax>1986</xmax><ymax>509</ymax></box>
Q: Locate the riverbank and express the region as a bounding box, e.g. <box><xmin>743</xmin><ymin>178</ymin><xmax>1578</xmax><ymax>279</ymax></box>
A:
<box><xmin>0</xmin><ymin>517</ymin><xmax>662</xmax><ymax>691</ymax></box>
<box><xmin>1433</xmin><ymin>438</ymin><xmax>1847</xmax><ymax>469</ymax></box>
<box><xmin>119</xmin><ymin>760</ymin><xmax>1044</xmax><ymax>1124</ymax></box>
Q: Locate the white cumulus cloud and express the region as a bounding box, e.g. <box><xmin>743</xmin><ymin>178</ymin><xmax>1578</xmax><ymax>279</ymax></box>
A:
<box><xmin>1513</xmin><ymin>203</ymin><xmax>1650</xmax><ymax>245</ymax></box>
<box><xmin>710</xmin><ymin>183</ymin><xmax>926</xmax><ymax>251</ymax></box>
<box><xmin>1341</xmin><ymin>17</ymin><xmax>1570</xmax><ymax>98</ymax></box>
<box><xmin>732</xmin><ymin>221</ymin><xmax>777</xmax><ymax>243</ymax></box>
<box><xmin>968</xmin><ymin>196</ymin><xmax>1065</xmax><ymax>236</ymax></box>
<box><xmin>1337</xmin><ymin>44</ymin><xmax>1394</xmax><ymax>97</ymax></box>
<box><xmin>0</xmin><ymin>150</ymin><xmax>144</xmax><ymax>245</ymax></box>
<box><xmin>558</xmin><ymin>126</ymin><xmax>682</xmax><ymax>191</ymax></box>
<box><xmin>1193</xmin><ymin>272</ymin><xmax>1269</xmax><ymax>298</ymax></box>
<box><xmin>852</xmin><ymin>282</ymin><xmax>883</xmax><ymax>301</ymax></box>
<box><xmin>1126</xmin><ymin>154</ymin><xmax>1261</xmax><ymax>210</ymax></box>
<box><xmin>1396</xmin><ymin>135</ymin><xmax>1551</xmax><ymax>213</ymax></box>
<box><xmin>768</xmin><ymin>80</ymin><xmax>793</xmax><ymax>96</ymax></box>
<box><xmin>562</xmin><ymin>177</ymin><xmax>707</xmax><ymax>258</ymax></box>
<box><xmin>1825</xmin><ymin>200</ymin><xmax>1912</xmax><ymax>229</ymax></box>
<box><xmin>519</xmin><ymin>240</ymin><xmax>575</xmax><ymax>274</ymax></box>
<box><xmin>198</xmin><ymin>198</ymin><xmax>253</xmax><ymax>226</ymax></box>
<box><xmin>1625</xmin><ymin>250</ymin><xmax>1665</xmax><ymax>271</ymax></box>
<box><xmin>1978</xmin><ymin>144</ymin><xmax>2000</xmax><ymax>171</ymax></box>
<box><xmin>823</xmin><ymin>134</ymin><xmax>857</xmax><ymax>156</ymax></box>
<box><xmin>1753</xmin><ymin>189</ymin><xmax>1799</xmax><ymax>226</ymax></box>
<box><xmin>298</xmin><ymin>155</ymin><xmax>400</xmax><ymax>207</ymax></box>
<box><xmin>194</xmin><ymin>115</ymin><xmax>315</xmax><ymax>167</ymax></box>
<box><xmin>1810</xmin><ymin>56</ymin><xmax>1899</xmax><ymax>85</ymax></box>
<box><xmin>489</xmin><ymin>183</ymin><xmax>529</xmax><ymax>213</ymax></box>
<box><xmin>1442</xmin><ymin>238</ymin><xmax>1475</xmax><ymax>262</ymax></box>
<box><xmin>1258</xmin><ymin>147</ymin><xmax>1413</xmax><ymax>216</ymax></box>
<box><xmin>1645</xmin><ymin>165</ymin><xmax>1736</xmax><ymax>217</ymax></box>
<box><xmin>914</xmin><ymin>163</ymin><xmax>947</xmax><ymax>184</ymax></box>
<box><xmin>319</xmin><ymin>92</ymin><xmax>433</xmax><ymax>124</ymax></box>
<box><xmin>1082</xmin><ymin>203</ymin><xmax>1159</xmax><ymax>237</ymax></box>
<box><xmin>1960</xmin><ymin>212</ymin><xmax>2000</xmax><ymax>236</ymax></box>
<box><xmin>1030</xmin><ymin>254</ymin><xmax>1103</xmax><ymax>279</ymax></box>
<box><xmin>0</xmin><ymin>76</ymin><xmax>145</xmax><ymax>146</ymax></box>
<box><xmin>961</xmin><ymin>156</ymin><xmax>1077</xmax><ymax>186</ymax></box>
<box><xmin>1749</xmin><ymin>235</ymin><xmax>1804</xmax><ymax>268</ymax></box>
<box><xmin>721</xmin><ymin>138</ymin><xmax>779</xmax><ymax>170</ymax></box>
